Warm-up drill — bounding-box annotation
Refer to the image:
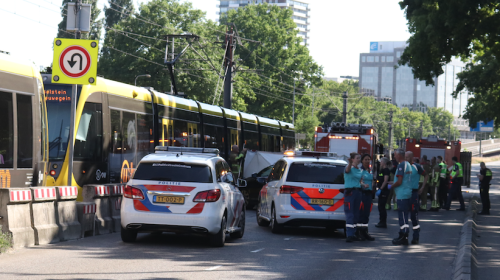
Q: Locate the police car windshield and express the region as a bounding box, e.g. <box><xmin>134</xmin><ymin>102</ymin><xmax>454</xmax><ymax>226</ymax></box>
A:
<box><xmin>133</xmin><ymin>162</ymin><xmax>213</xmax><ymax>183</ymax></box>
<box><xmin>286</xmin><ymin>162</ymin><xmax>344</xmax><ymax>184</ymax></box>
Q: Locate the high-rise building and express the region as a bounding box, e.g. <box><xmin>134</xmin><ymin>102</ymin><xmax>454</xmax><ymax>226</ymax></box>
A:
<box><xmin>359</xmin><ymin>41</ymin><xmax>470</xmax><ymax>117</ymax></box>
<box><xmin>216</xmin><ymin>0</ymin><xmax>310</xmax><ymax>46</ymax></box>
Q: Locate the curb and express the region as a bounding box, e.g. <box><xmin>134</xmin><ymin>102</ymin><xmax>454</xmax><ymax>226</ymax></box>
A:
<box><xmin>452</xmin><ymin>196</ymin><xmax>479</xmax><ymax>280</ymax></box>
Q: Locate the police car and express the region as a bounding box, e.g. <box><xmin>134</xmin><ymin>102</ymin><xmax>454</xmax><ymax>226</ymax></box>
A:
<box><xmin>121</xmin><ymin>147</ymin><xmax>246</xmax><ymax>247</ymax></box>
<box><xmin>256</xmin><ymin>152</ymin><xmax>347</xmax><ymax>233</ymax></box>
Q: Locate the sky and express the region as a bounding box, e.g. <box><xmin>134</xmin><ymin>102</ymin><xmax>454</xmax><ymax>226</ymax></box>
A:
<box><xmin>0</xmin><ymin>0</ymin><xmax>410</xmax><ymax>78</ymax></box>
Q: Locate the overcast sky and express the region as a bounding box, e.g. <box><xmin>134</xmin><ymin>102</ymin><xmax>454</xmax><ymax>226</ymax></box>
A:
<box><xmin>0</xmin><ymin>0</ymin><xmax>410</xmax><ymax>78</ymax></box>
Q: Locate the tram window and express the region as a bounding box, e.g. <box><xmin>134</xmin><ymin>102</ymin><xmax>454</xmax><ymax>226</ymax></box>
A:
<box><xmin>244</xmin><ymin>131</ymin><xmax>259</xmax><ymax>150</ymax></box>
<box><xmin>173</xmin><ymin>120</ymin><xmax>188</xmax><ymax>147</ymax></box>
<box><xmin>46</xmin><ymin>85</ymin><xmax>72</xmax><ymax>160</ymax></box>
<box><xmin>122</xmin><ymin>112</ymin><xmax>136</xmax><ymax>155</ymax></box>
<box><xmin>136</xmin><ymin>114</ymin><xmax>153</xmax><ymax>158</ymax></box>
<box><xmin>110</xmin><ymin>110</ymin><xmax>122</xmax><ymax>153</ymax></box>
<box><xmin>74</xmin><ymin>103</ymin><xmax>102</xmax><ymax>161</ymax></box>
<box><xmin>17</xmin><ymin>94</ymin><xmax>33</xmax><ymax>168</ymax></box>
<box><xmin>204</xmin><ymin>125</ymin><xmax>224</xmax><ymax>152</ymax></box>
<box><xmin>262</xmin><ymin>134</ymin><xmax>269</xmax><ymax>151</ymax></box>
<box><xmin>0</xmin><ymin>92</ymin><xmax>14</xmax><ymax>168</ymax></box>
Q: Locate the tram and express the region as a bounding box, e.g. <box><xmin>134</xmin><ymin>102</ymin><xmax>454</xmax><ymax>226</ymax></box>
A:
<box><xmin>0</xmin><ymin>53</ymin><xmax>50</xmax><ymax>188</ymax></box>
<box><xmin>42</xmin><ymin>75</ymin><xmax>295</xmax><ymax>200</ymax></box>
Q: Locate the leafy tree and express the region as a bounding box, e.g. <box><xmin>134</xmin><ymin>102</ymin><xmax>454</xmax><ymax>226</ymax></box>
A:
<box><xmin>427</xmin><ymin>107</ymin><xmax>459</xmax><ymax>139</ymax></box>
<box><xmin>398</xmin><ymin>0</ymin><xmax>500</xmax><ymax>127</ymax></box>
<box><xmin>104</xmin><ymin>0</ymin><xmax>134</xmax><ymax>29</ymax></box>
<box><xmin>57</xmin><ymin>0</ymin><xmax>103</xmax><ymax>40</ymax></box>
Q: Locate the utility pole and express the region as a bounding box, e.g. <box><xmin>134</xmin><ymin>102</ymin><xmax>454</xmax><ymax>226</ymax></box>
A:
<box><xmin>388</xmin><ymin>110</ymin><xmax>393</xmax><ymax>159</ymax></box>
<box><xmin>342</xmin><ymin>91</ymin><xmax>348</xmax><ymax>124</ymax></box>
<box><xmin>419</xmin><ymin>120</ymin><xmax>423</xmax><ymax>139</ymax></box>
<box><xmin>223</xmin><ymin>25</ymin><xmax>235</xmax><ymax>109</ymax></box>
<box><xmin>168</xmin><ymin>38</ymin><xmax>175</xmax><ymax>94</ymax></box>
<box><xmin>292</xmin><ymin>79</ymin><xmax>296</xmax><ymax>125</ymax></box>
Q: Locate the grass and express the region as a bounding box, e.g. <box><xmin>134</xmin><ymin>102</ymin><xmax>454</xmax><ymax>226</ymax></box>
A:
<box><xmin>0</xmin><ymin>225</ymin><xmax>12</xmax><ymax>253</ymax></box>
<box><xmin>471</xmin><ymin>155</ymin><xmax>500</xmax><ymax>164</ymax></box>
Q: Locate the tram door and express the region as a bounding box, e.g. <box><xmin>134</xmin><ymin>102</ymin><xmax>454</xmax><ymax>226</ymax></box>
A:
<box><xmin>161</xmin><ymin>118</ymin><xmax>173</xmax><ymax>146</ymax></box>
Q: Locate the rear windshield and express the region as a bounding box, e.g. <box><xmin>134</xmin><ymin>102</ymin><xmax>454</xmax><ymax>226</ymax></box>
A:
<box><xmin>133</xmin><ymin>162</ymin><xmax>213</xmax><ymax>183</ymax></box>
<box><xmin>286</xmin><ymin>162</ymin><xmax>345</xmax><ymax>184</ymax></box>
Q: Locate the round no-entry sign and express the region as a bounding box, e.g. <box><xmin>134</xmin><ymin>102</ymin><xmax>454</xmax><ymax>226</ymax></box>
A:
<box><xmin>59</xmin><ymin>46</ymin><xmax>91</xmax><ymax>78</ymax></box>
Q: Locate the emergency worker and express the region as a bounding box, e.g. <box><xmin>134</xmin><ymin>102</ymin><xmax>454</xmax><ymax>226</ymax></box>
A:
<box><xmin>375</xmin><ymin>157</ymin><xmax>392</xmax><ymax>228</ymax></box>
<box><xmin>391</xmin><ymin>149</ymin><xmax>412</xmax><ymax>245</ymax></box>
<box><xmin>444</xmin><ymin>156</ymin><xmax>465</xmax><ymax>211</ymax></box>
<box><xmin>229</xmin><ymin>145</ymin><xmax>244</xmax><ymax>178</ymax></box>
<box><xmin>358</xmin><ymin>154</ymin><xmax>375</xmax><ymax>241</ymax></box>
<box><xmin>386</xmin><ymin>157</ymin><xmax>398</xmax><ymax>211</ymax></box>
<box><xmin>407</xmin><ymin>152</ymin><xmax>427</xmax><ymax>244</ymax></box>
<box><xmin>344</xmin><ymin>152</ymin><xmax>363</xmax><ymax>243</ymax></box>
<box><xmin>437</xmin><ymin>156</ymin><xmax>448</xmax><ymax>209</ymax></box>
<box><xmin>429</xmin><ymin>157</ymin><xmax>441</xmax><ymax>211</ymax></box>
<box><xmin>419</xmin><ymin>155</ymin><xmax>432</xmax><ymax>211</ymax></box>
<box><xmin>478</xmin><ymin>162</ymin><xmax>493</xmax><ymax>215</ymax></box>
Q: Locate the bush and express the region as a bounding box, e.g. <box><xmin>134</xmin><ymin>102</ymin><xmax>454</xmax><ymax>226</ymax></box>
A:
<box><xmin>0</xmin><ymin>225</ymin><xmax>12</xmax><ymax>253</ymax></box>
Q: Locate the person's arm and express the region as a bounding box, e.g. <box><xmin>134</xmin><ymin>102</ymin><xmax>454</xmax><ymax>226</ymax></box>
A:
<box><xmin>380</xmin><ymin>175</ymin><xmax>389</xmax><ymax>189</ymax></box>
<box><xmin>345</xmin><ymin>158</ymin><xmax>353</xmax><ymax>173</ymax></box>
<box><xmin>451</xmin><ymin>164</ymin><xmax>458</xmax><ymax>179</ymax></box>
<box><xmin>392</xmin><ymin>175</ymin><xmax>403</xmax><ymax>188</ymax></box>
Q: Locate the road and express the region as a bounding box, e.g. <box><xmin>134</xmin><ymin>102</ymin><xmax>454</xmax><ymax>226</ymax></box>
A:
<box><xmin>0</xmin><ymin>197</ymin><xmax>469</xmax><ymax>279</ymax></box>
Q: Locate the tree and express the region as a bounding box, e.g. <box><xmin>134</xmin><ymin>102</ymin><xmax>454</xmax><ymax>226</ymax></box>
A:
<box><xmin>57</xmin><ymin>0</ymin><xmax>103</xmax><ymax>40</ymax></box>
<box><xmin>399</xmin><ymin>0</ymin><xmax>500</xmax><ymax>127</ymax></box>
<box><xmin>427</xmin><ymin>107</ymin><xmax>459</xmax><ymax>139</ymax></box>
<box><xmin>104</xmin><ymin>0</ymin><xmax>134</xmax><ymax>30</ymax></box>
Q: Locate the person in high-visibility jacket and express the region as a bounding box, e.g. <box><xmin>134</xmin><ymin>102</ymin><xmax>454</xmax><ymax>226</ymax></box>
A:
<box><xmin>444</xmin><ymin>156</ymin><xmax>465</xmax><ymax>211</ymax></box>
<box><xmin>229</xmin><ymin>145</ymin><xmax>245</xmax><ymax>178</ymax></box>
<box><xmin>419</xmin><ymin>155</ymin><xmax>432</xmax><ymax>211</ymax></box>
<box><xmin>437</xmin><ymin>156</ymin><xmax>448</xmax><ymax>209</ymax></box>
<box><xmin>429</xmin><ymin>157</ymin><xmax>441</xmax><ymax>211</ymax></box>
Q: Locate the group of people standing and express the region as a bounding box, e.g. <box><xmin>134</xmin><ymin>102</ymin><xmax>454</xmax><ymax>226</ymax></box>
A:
<box><xmin>343</xmin><ymin>148</ymin><xmax>491</xmax><ymax>245</ymax></box>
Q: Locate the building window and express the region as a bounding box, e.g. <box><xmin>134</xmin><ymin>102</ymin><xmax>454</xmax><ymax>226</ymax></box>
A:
<box><xmin>381</xmin><ymin>56</ymin><xmax>386</xmax><ymax>62</ymax></box>
<box><xmin>361</xmin><ymin>56</ymin><xmax>366</xmax><ymax>62</ymax></box>
<box><xmin>381</xmin><ymin>67</ymin><xmax>394</xmax><ymax>98</ymax></box>
<box><xmin>367</xmin><ymin>56</ymin><xmax>374</xmax><ymax>62</ymax></box>
<box><xmin>386</xmin><ymin>56</ymin><xmax>394</xmax><ymax>62</ymax></box>
<box><xmin>375</xmin><ymin>56</ymin><xmax>379</xmax><ymax>62</ymax></box>
<box><xmin>361</xmin><ymin>67</ymin><xmax>379</xmax><ymax>96</ymax></box>
<box><xmin>396</xmin><ymin>51</ymin><xmax>401</xmax><ymax>58</ymax></box>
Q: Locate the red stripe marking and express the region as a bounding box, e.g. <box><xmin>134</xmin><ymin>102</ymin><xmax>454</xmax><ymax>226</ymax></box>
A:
<box><xmin>28</xmin><ymin>191</ymin><xmax>31</xmax><ymax>200</ymax></box>
<box><xmin>291</xmin><ymin>194</ymin><xmax>315</xmax><ymax>211</ymax></box>
<box><xmin>144</xmin><ymin>185</ymin><xmax>196</xmax><ymax>193</ymax></box>
<box><xmin>327</xmin><ymin>198</ymin><xmax>345</xmax><ymax>212</ymax></box>
<box><xmin>300</xmin><ymin>189</ymin><xmax>340</xmax><ymax>199</ymax></box>
<box><xmin>10</xmin><ymin>191</ymin><xmax>14</xmax><ymax>201</ymax></box>
<box><xmin>370</xmin><ymin>203</ymin><xmax>373</xmax><ymax>212</ymax></box>
<box><xmin>133</xmin><ymin>200</ymin><xmax>150</xmax><ymax>211</ymax></box>
<box><xmin>360</xmin><ymin>201</ymin><xmax>364</xmax><ymax>210</ymax></box>
<box><xmin>187</xmin><ymin>203</ymin><xmax>204</xmax><ymax>214</ymax></box>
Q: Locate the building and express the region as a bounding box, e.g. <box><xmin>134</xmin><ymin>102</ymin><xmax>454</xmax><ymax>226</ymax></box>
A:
<box><xmin>217</xmin><ymin>0</ymin><xmax>310</xmax><ymax>46</ymax></box>
<box><xmin>359</xmin><ymin>41</ymin><xmax>472</xmax><ymax>139</ymax></box>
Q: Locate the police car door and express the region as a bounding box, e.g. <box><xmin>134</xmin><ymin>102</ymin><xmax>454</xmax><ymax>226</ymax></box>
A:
<box><xmin>216</xmin><ymin>160</ymin><xmax>234</xmax><ymax>228</ymax></box>
<box><xmin>264</xmin><ymin>160</ymin><xmax>286</xmax><ymax>217</ymax></box>
<box><xmin>223</xmin><ymin>161</ymin><xmax>242</xmax><ymax>229</ymax></box>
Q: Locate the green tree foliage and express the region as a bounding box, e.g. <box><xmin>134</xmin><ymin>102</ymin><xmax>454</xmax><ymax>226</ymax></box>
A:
<box><xmin>104</xmin><ymin>0</ymin><xmax>134</xmax><ymax>29</ymax></box>
<box><xmin>398</xmin><ymin>0</ymin><xmax>500</xmax><ymax>127</ymax></box>
<box><xmin>57</xmin><ymin>0</ymin><xmax>103</xmax><ymax>40</ymax></box>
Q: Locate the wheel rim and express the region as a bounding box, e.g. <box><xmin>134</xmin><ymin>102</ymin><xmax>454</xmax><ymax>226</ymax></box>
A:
<box><xmin>240</xmin><ymin>211</ymin><xmax>245</xmax><ymax>234</ymax></box>
<box><xmin>221</xmin><ymin>216</ymin><xmax>227</xmax><ymax>243</ymax></box>
<box><xmin>271</xmin><ymin>207</ymin><xmax>276</xmax><ymax>229</ymax></box>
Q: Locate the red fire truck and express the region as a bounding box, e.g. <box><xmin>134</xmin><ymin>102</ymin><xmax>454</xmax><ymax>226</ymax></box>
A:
<box><xmin>405</xmin><ymin>135</ymin><xmax>461</xmax><ymax>164</ymax></box>
<box><xmin>315</xmin><ymin>123</ymin><xmax>380</xmax><ymax>160</ymax></box>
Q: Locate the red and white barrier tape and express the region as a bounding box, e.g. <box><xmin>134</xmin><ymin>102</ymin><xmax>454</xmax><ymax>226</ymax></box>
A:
<box><xmin>33</xmin><ymin>188</ymin><xmax>56</xmax><ymax>200</ymax></box>
<box><xmin>113</xmin><ymin>185</ymin><xmax>124</xmax><ymax>195</ymax></box>
<box><xmin>59</xmin><ymin>186</ymin><xmax>78</xmax><ymax>197</ymax></box>
<box><xmin>83</xmin><ymin>204</ymin><xmax>96</xmax><ymax>214</ymax></box>
<box><xmin>10</xmin><ymin>190</ymin><xmax>31</xmax><ymax>202</ymax></box>
<box><xmin>94</xmin><ymin>185</ymin><xmax>110</xmax><ymax>195</ymax></box>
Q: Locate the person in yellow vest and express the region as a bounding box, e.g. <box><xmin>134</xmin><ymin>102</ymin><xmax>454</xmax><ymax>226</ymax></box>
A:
<box><xmin>429</xmin><ymin>157</ymin><xmax>441</xmax><ymax>211</ymax></box>
<box><xmin>444</xmin><ymin>156</ymin><xmax>465</xmax><ymax>211</ymax></box>
<box><xmin>419</xmin><ymin>155</ymin><xmax>432</xmax><ymax>211</ymax></box>
<box><xmin>437</xmin><ymin>156</ymin><xmax>448</xmax><ymax>209</ymax></box>
<box><xmin>229</xmin><ymin>145</ymin><xmax>245</xmax><ymax>179</ymax></box>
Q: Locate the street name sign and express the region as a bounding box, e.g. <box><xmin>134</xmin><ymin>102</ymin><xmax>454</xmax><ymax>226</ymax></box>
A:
<box><xmin>470</xmin><ymin>120</ymin><xmax>494</xmax><ymax>132</ymax></box>
<box><xmin>52</xmin><ymin>38</ymin><xmax>98</xmax><ymax>85</ymax></box>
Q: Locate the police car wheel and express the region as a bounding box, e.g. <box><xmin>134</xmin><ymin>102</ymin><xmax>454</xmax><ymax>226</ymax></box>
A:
<box><xmin>271</xmin><ymin>205</ymin><xmax>283</xmax><ymax>234</ymax></box>
<box><xmin>256</xmin><ymin>200</ymin><xmax>270</xmax><ymax>227</ymax></box>
<box><xmin>209</xmin><ymin>214</ymin><xmax>227</xmax><ymax>247</ymax></box>
<box><xmin>230</xmin><ymin>209</ymin><xmax>245</xmax><ymax>239</ymax></box>
<box><xmin>121</xmin><ymin>227</ymin><xmax>137</xmax><ymax>243</ymax></box>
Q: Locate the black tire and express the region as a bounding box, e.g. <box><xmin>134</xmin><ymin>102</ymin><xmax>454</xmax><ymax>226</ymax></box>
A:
<box><xmin>209</xmin><ymin>214</ymin><xmax>227</xmax><ymax>247</ymax></box>
<box><xmin>121</xmin><ymin>227</ymin><xmax>137</xmax><ymax>243</ymax></box>
<box><xmin>271</xmin><ymin>205</ymin><xmax>283</xmax><ymax>234</ymax></box>
<box><xmin>343</xmin><ymin>225</ymin><xmax>347</xmax><ymax>238</ymax></box>
<box><xmin>230</xmin><ymin>209</ymin><xmax>245</xmax><ymax>239</ymax></box>
<box><xmin>256</xmin><ymin>200</ymin><xmax>270</xmax><ymax>227</ymax></box>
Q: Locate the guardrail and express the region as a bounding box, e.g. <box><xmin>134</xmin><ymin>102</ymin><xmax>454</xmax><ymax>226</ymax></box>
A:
<box><xmin>466</xmin><ymin>143</ymin><xmax>500</xmax><ymax>156</ymax></box>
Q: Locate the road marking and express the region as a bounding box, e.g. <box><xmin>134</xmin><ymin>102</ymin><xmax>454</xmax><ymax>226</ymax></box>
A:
<box><xmin>205</xmin><ymin>265</ymin><xmax>222</xmax><ymax>271</ymax></box>
<box><xmin>251</xmin><ymin>248</ymin><xmax>265</xmax><ymax>253</ymax></box>
<box><xmin>284</xmin><ymin>238</ymin><xmax>292</xmax><ymax>240</ymax></box>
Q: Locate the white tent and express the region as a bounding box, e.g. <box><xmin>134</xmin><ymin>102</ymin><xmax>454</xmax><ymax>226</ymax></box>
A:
<box><xmin>243</xmin><ymin>151</ymin><xmax>284</xmax><ymax>178</ymax></box>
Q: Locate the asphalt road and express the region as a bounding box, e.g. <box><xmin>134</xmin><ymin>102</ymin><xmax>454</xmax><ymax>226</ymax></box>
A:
<box><xmin>0</xmin><ymin>197</ymin><xmax>469</xmax><ymax>280</ymax></box>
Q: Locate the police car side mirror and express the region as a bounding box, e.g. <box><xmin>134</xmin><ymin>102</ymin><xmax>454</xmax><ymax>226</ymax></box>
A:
<box><xmin>257</xmin><ymin>177</ymin><xmax>267</xmax><ymax>184</ymax></box>
<box><xmin>251</xmin><ymin>173</ymin><xmax>258</xmax><ymax>178</ymax></box>
<box><xmin>238</xmin><ymin>179</ymin><xmax>247</xmax><ymax>187</ymax></box>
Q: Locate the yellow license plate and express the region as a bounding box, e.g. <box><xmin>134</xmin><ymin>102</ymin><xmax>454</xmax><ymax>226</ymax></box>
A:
<box><xmin>154</xmin><ymin>196</ymin><xmax>185</xmax><ymax>204</ymax></box>
<box><xmin>310</xmin><ymin>199</ymin><xmax>334</xmax><ymax>205</ymax></box>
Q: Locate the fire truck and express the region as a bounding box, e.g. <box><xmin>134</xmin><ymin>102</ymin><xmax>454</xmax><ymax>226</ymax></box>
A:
<box><xmin>314</xmin><ymin>123</ymin><xmax>381</xmax><ymax>160</ymax></box>
<box><xmin>405</xmin><ymin>135</ymin><xmax>461</xmax><ymax>164</ymax></box>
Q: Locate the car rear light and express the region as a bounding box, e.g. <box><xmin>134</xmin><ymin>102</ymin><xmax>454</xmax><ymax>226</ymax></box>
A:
<box><xmin>280</xmin><ymin>185</ymin><xmax>303</xmax><ymax>194</ymax></box>
<box><xmin>339</xmin><ymin>189</ymin><xmax>345</xmax><ymax>194</ymax></box>
<box><xmin>193</xmin><ymin>189</ymin><xmax>221</xmax><ymax>202</ymax></box>
<box><xmin>49</xmin><ymin>170</ymin><xmax>56</xmax><ymax>176</ymax></box>
<box><xmin>280</xmin><ymin>215</ymin><xmax>290</xmax><ymax>218</ymax></box>
<box><xmin>124</xmin><ymin>185</ymin><xmax>144</xmax><ymax>200</ymax></box>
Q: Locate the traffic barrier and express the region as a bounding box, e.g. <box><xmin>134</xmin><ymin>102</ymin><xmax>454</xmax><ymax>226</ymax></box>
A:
<box><xmin>108</xmin><ymin>184</ymin><xmax>124</xmax><ymax>232</ymax></box>
<box><xmin>82</xmin><ymin>185</ymin><xmax>112</xmax><ymax>235</ymax></box>
<box><xmin>0</xmin><ymin>188</ymin><xmax>34</xmax><ymax>248</ymax></box>
<box><xmin>76</xmin><ymin>202</ymin><xmax>96</xmax><ymax>237</ymax></box>
<box><xmin>56</xmin><ymin>186</ymin><xmax>81</xmax><ymax>241</ymax></box>
<box><xmin>30</xmin><ymin>187</ymin><xmax>59</xmax><ymax>245</ymax></box>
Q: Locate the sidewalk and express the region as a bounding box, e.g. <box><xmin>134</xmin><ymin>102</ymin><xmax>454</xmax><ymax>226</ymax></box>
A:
<box><xmin>468</xmin><ymin>161</ymin><xmax>500</xmax><ymax>279</ymax></box>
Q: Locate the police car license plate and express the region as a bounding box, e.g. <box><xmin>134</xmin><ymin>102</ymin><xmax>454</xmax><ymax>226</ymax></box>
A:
<box><xmin>154</xmin><ymin>196</ymin><xmax>185</xmax><ymax>204</ymax></box>
<box><xmin>310</xmin><ymin>199</ymin><xmax>334</xmax><ymax>205</ymax></box>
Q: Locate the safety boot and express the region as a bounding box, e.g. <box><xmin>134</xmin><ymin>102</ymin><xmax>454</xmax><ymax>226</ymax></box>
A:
<box><xmin>411</xmin><ymin>239</ymin><xmax>419</xmax><ymax>245</ymax></box>
<box><xmin>392</xmin><ymin>232</ymin><xmax>409</xmax><ymax>245</ymax></box>
<box><xmin>356</xmin><ymin>228</ymin><xmax>366</xmax><ymax>241</ymax></box>
<box><xmin>362</xmin><ymin>228</ymin><xmax>375</xmax><ymax>241</ymax></box>
<box><xmin>393</xmin><ymin>204</ymin><xmax>398</xmax><ymax>210</ymax></box>
<box><xmin>375</xmin><ymin>222</ymin><xmax>387</xmax><ymax>228</ymax></box>
<box><xmin>385</xmin><ymin>203</ymin><xmax>391</xmax><ymax>210</ymax></box>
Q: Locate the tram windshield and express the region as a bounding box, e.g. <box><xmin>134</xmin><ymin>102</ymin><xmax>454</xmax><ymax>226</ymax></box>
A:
<box><xmin>45</xmin><ymin>84</ymin><xmax>73</xmax><ymax>160</ymax></box>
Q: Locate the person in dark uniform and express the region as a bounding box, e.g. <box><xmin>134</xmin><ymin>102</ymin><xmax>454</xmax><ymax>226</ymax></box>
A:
<box><xmin>375</xmin><ymin>157</ymin><xmax>392</xmax><ymax>228</ymax></box>
<box><xmin>444</xmin><ymin>156</ymin><xmax>465</xmax><ymax>211</ymax></box>
<box><xmin>358</xmin><ymin>154</ymin><xmax>375</xmax><ymax>241</ymax></box>
<box><xmin>477</xmin><ymin>162</ymin><xmax>493</xmax><ymax>215</ymax></box>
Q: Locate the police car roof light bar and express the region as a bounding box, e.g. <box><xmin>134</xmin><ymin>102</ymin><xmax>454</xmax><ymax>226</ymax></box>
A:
<box><xmin>155</xmin><ymin>146</ymin><xmax>219</xmax><ymax>155</ymax></box>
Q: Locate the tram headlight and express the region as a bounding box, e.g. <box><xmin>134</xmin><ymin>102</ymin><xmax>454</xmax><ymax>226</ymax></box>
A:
<box><xmin>50</xmin><ymin>170</ymin><xmax>56</xmax><ymax>176</ymax></box>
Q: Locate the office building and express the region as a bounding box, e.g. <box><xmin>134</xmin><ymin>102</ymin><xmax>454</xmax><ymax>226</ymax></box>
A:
<box><xmin>217</xmin><ymin>0</ymin><xmax>310</xmax><ymax>46</ymax></box>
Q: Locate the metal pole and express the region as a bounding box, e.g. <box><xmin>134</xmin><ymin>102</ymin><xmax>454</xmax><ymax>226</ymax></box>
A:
<box><xmin>388</xmin><ymin>110</ymin><xmax>393</xmax><ymax>159</ymax></box>
<box><xmin>342</xmin><ymin>91</ymin><xmax>348</xmax><ymax>124</ymax></box>
<box><xmin>419</xmin><ymin>120</ymin><xmax>423</xmax><ymax>139</ymax></box>
<box><xmin>479</xmin><ymin>133</ymin><xmax>482</xmax><ymax>157</ymax></box>
<box><xmin>223</xmin><ymin>27</ymin><xmax>233</xmax><ymax>109</ymax></box>
<box><xmin>170</xmin><ymin>38</ymin><xmax>174</xmax><ymax>94</ymax></box>
<box><xmin>292</xmin><ymin>79</ymin><xmax>296</xmax><ymax>125</ymax></box>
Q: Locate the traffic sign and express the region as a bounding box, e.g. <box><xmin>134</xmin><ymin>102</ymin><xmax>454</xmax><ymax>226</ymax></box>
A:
<box><xmin>52</xmin><ymin>38</ymin><xmax>98</xmax><ymax>85</ymax></box>
<box><xmin>470</xmin><ymin>120</ymin><xmax>494</xmax><ymax>132</ymax></box>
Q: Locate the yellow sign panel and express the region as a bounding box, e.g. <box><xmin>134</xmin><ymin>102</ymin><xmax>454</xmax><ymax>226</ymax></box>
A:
<box><xmin>52</xmin><ymin>38</ymin><xmax>98</xmax><ymax>85</ymax></box>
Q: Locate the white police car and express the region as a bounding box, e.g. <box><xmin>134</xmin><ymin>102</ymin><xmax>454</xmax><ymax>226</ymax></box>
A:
<box><xmin>121</xmin><ymin>147</ymin><xmax>246</xmax><ymax>247</ymax></box>
<box><xmin>256</xmin><ymin>152</ymin><xmax>347</xmax><ymax>233</ymax></box>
